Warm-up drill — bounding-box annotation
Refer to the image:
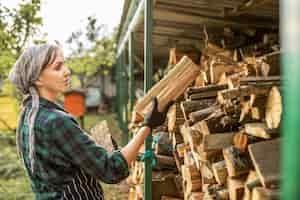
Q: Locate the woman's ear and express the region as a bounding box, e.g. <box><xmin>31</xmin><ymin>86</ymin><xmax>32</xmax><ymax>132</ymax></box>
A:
<box><xmin>35</xmin><ymin>78</ymin><xmax>43</xmax><ymax>87</ymax></box>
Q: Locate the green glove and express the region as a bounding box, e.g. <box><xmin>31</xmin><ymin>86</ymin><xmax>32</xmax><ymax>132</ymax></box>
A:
<box><xmin>143</xmin><ymin>97</ymin><xmax>173</xmax><ymax>130</ymax></box>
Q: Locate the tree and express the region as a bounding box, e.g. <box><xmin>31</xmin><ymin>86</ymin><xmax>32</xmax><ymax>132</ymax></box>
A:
<box><xmin>0</xmin><ymin>0</ymin><xmax>44</xmax><ymax>78</ymax></box>
<box><xmin>66</xmin><ymin>16</ymin><xmax>117</xmax><ymax>88</ymax></box>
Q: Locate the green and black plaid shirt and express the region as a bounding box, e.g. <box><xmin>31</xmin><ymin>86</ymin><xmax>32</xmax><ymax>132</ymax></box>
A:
<box><xmin>18</xmin><ymin>97</ymin><xmax>129</xmax><ymax>200</ymax></box>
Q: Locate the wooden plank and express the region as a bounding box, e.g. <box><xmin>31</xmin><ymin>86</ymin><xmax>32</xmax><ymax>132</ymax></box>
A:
<box><xmin>248</xmin><ymin>138</ymin><xmax>280</xmax><ymax>188</ymax></box>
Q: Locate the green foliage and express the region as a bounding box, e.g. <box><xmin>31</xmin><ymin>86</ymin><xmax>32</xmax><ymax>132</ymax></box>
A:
<box><xmin>66</xmin><ymin>16</ymin><xmax>117</xmax><ymax>87</ymax></box>
<box><xmin>0</xmin><ymin>135</ymin><xmax>34</xmax><ymax>200</ymax></box>
<box><xmin>0</xmin><ymin>0</ymin><xmax>44</xmax><ymax>78</ymax></box>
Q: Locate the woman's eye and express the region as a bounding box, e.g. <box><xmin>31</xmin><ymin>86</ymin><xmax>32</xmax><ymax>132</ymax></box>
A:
<box><xmin>55</xmin><ymin>65</ymin><xmax>62</xmax><ymax>70</ymax></box>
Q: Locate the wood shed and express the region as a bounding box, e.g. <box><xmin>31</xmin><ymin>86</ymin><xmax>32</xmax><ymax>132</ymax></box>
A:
<box><xmin>115</xmin><ymin>1</ymin><xmax>287</xmax><ymax>200</ymax></box>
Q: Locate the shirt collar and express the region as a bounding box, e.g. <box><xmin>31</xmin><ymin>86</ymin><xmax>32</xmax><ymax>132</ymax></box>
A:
<box><xmin>26</xmin><ymin>96</ymin><xmax>65</xmax><ymax>112</ymax></box>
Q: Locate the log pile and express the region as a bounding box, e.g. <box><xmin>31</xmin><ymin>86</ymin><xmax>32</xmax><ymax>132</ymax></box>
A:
<box><xmin>127</xmin><ymin>44</ymin><xmax>281</xmax><ymax>200</ymax></box>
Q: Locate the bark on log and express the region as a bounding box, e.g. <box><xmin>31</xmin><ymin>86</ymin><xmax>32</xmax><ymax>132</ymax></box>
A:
<box><xmin>180</xmin><ymin>99</ymin><xmax>215</xmax><ymax>121</ymax></box>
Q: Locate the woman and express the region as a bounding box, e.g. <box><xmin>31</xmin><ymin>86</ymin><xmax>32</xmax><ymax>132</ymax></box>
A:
<box><xmin>9</xmin><ymin>42</ymin><xmax>169</xmax><ymax>200</ymax></box>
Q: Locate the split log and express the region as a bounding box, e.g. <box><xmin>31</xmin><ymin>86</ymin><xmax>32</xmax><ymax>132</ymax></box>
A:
<box><xmin>168</xmin><ymin>103</ymin><xmax>185</xmax><ymax>133</ymax></box>
<box><xmin>228</xmin><ymin>177</ymin><xmax>246</xmax><ymax>200</ymax></box>
<box><xmin>172</xmin><ymin>132</ymin><xmax>184</xmax><ymax>150</ymax></box>
<box><xmin>233</xmin><ymin>132</ymin><xmax>248</xmax><ymax>153</ymax></box>
<box><xmin>173</xmin><ymin>150</ymin><xmax>184</xmax><ymax>172</ymax></box>
<box><xmin>216</xmin><ymin>189</ymin><xmax>230</xmax><ymax>200</ymax></box>
<box><xmin>134</xmin><ymin>56</ymin><xmax>200</xmax><ymax>117</ymax></box>
<box><xmin>180</xmin><ymin>99</ymin><xmax>215</xmax><ymax>121</ymax></box>
<box><xmin>189</xmin><ymin>105</ymin><xmax>221</xmax><ymax>123</ymax></box>
<box><xmin>200</xmin><ymin>163</ymin><xmax>216</xmax><ymax>185</ymax></box>
<box><xmin>181</xmin><ymin>164</ymin><xmax>200</xmax><ymax>182</ymax></box>
<box><xmin>212</xmin><ymin>160</ymin><xmax>228</xmax><ymax>185</ymax></box>
<box><xmin>243</xmin><ymin>170</ymin><xmax>261</xmax><ymax>200</ymax></box>
<box><xmin>186</xmin><ymin>129</ymin><xmax>202</xmax><ymax>153</ymax></box>
<box><xmin>185</xmin><ymin>84</ymin><xmax>228</xmax><ymax>100</ymax></box>
<box><xmin>176</xmin><ymin>143</ymin><xmax>188</xmax><ymax>158</ymax></box>
<box><xmin>154</xmin><ymin>132</ymin><xmax>173</xmax><ymax>156</ymax></box>
<box><xmin>186</xmin><ymin>84</ymin><xmax>228</xmax><ymax>96</ymax></box>
<box><xmin>223</xmin><ymin>146</ymin><xmax>252</xmax><ymax>177</ymax></box>
<box><xmin>161</xmin><ymin>196</ymin><xmax>183</xmax><ymax>200</ymax></box>
<box><xmin>191</xmin><ymin>121</ymin><xmax>210</xmax><ymax>136</ymax></box>
<box><xmin>189</xmin><ymin>192</ymin><xmax>204</xmax><ymax>200</ymax></box>
<box><xmin>202</xmin><ymin>132</ymin><xmax>235</xmax><ymax>151</ymax></box>
<box><xmin>153</xmin><ymin>174</ymin><xmax>182</xmax><ymax>200</ymax></box>
<box><xmin>244</xmin><ymin>123</ymin><xmax>279</xmax><ymax>139</ymax></box>
<box><xmin>248</xmin><ymin>138</ymin><xmax>280</xmax><ymax>188</ymax></box>
<box><xmin>265</xmin><ymin>87</ymin><xmax>282</xmax><ymax>129</ymax></box>
<box><xmin>90</xmin><ymin>120</ymin><xmax>114</xmax><ymax>152</ymax></box>
<box><xmin>240</xmin><ymin>76</ymin><xmax>280</xmax><ymax>86</ymax></box>
<box><xmin>184</xmin><ymin>150</ymin><xmax>197</xmax><ymax>167</ymax></box>
<box><xmin>128</xmin><ymin>187</ymin><xmax>141</xmax><ymax>200</ymax></box>
<box><xmin>217</xmin><ymin>85</ymin><xmax>273</xmax><ymax>104</ymax></box>
<box><xmin>252</xmin><ymin>187</ymin><xmax>279</xmax><ymax>200</ymax></box>
<box><xmin>155</xmin><ymin>154</ymin><xmax>176</xmax><ymax>169</ymax></box>
<box><xmin>186</xmin><ymin>179</ymin><xmax>202</xmax><ymax>194</ymax></box>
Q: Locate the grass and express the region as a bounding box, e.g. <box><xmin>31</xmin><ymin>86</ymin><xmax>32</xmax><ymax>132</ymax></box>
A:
<box><xmin>0</xmin><ymin>112</ymin><xmax>129</xmax><ymax>200</ymax></box>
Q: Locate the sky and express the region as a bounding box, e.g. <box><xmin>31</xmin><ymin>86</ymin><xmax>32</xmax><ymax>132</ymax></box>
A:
<box><xmin>2</xmin><ymin>0</ymin><xmax>125</xmax><ymax>53</ymax></box>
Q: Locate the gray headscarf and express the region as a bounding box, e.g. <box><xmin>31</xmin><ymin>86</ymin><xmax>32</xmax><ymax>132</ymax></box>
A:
<box><xmin>8</xmin><ymin>43</ymin><xmax>61</xmax><ymax>173</ymax></box>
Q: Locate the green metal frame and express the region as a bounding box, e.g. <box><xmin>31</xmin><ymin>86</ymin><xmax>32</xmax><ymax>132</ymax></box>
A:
<box><xmin>129</xmin><ymin>32</ymin><xmax>135</xmax><ymax>117</ymax></box>
<box><xmin>121</xmin><ymin>51</ymin><xmax>129</xmax><ymax>145</ymax></box>
<box><xmin>282</xmin><ymin>0</ymin><xmax>300</xmax><ymax>199</ymax></box>
<box><xmin>128</xmin><ymin>32</ymin><xmax>135</xmax><ymax>139</ymax></box>
<box><xmin>144</xmin><ymin>0</ymin><xmax>153</xmax><ymax>199</ymax></box>
<box><xmin>117</xmin><ymin>0</ymin><xmax>153</xmax><ymax>199</ymax></box>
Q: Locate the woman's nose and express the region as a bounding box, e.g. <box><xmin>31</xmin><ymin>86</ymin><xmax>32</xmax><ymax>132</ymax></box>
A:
<box><xmin>64</xmin><ymin>65</ymin><xmax>71</xmax><ymax>76</ymax></box>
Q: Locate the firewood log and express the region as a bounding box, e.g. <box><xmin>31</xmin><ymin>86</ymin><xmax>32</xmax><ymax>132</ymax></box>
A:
<box><xmin>223</xmin><ymin>146</ymin><xmax>252</xmax><ymax>177</ymax></box>
<box><xmin>243</xmin><ymin>170</ymin><xmax>261</xmax><ymax>200</ymax></box>
<box><xmin>251</xmin><ymin>187</ymin><xmax>279</xmax><ymax>200</ymax></box>
<box><xmin>228</xmin><ymin>177</ymin><xmax>246</xmax><ymax>200</ymax></box>
<box><xmin>189</xmin><ymin>192</ymin><xmax>204</xmax><ymax>200</ymax></box>
<box><xmin>134</xmin><ymin>56</ymin><xmax>200</xmax><ymax>117</ymax></box>
<box><xmin>248</xmin><ymin>138</ymin><xmax>280</xmax><ymax>188</ymax></box>
<box><xmin>200</xmin><ymin>163</ymin><xmax>216</xmax><ymax>185</ymax></box>
<box><xmin>202</xmin><ymin>132</ymin><xmax>235</xmax><ymax>151</ymax></box>
<box><xmin>265</xmin><ymin>87</ymin><xmax>282</xmax><ymax>129</ymax></box>
<box><xmin>244</xmin><ymin>123</ymin><xmax>279</xmax><ymax>139</ymax></box>
<box><xmin>212</xmin><ymin>160</ymin><xmax>228</xmax><ymax>185</ymax></box>
<box><xmin>180</xmin><ymin>99</ymin><xmax>215</xmax><ymax>121</ymax></box>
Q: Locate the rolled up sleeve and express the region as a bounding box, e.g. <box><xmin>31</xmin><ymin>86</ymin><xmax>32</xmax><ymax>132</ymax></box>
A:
<box><xmin>51</xmin><ymin>115</ymin><xmax>129</xmax><ymax>184</ymax></box>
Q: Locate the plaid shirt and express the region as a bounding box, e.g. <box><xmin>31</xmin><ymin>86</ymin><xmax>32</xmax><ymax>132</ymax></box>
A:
<box><xmin>18</xmin><ymin>97</ymin><xmax>129</xmax><ymax>199</ymax></box>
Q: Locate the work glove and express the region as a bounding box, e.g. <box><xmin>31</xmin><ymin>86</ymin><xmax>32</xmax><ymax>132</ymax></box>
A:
<box><xmin>143</xmin><ymin>97</ymin><xmax>173</xmax><ymax>130</ymax></box>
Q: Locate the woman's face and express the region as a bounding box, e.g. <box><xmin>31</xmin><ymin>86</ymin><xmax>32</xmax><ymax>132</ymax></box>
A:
<box><xmin>36</xmin><ymin>49</ymin><xmax>71</xmax><ymax>99</ymax></box>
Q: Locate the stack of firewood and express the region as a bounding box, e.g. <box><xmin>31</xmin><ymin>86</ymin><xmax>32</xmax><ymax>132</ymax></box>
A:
<box><xmin>127</xmin><ymin>43</ymin><xmax>281</xmax><ymax>200</ymax></box>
